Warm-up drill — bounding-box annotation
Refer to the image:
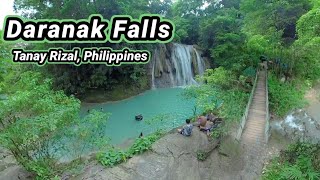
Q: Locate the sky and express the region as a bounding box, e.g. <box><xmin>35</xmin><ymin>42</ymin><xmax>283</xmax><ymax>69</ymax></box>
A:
<box><xmin>0</xmin><ymin>0</ymin><xmax>15</xmax><ymax>29</ymax></box>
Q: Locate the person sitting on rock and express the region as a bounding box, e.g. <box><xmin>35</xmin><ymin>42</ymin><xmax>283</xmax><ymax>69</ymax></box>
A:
<box><xmin>206</xmin><ymin>113</ymin><xmax>217</xmax><ymax>123</ymax></box>
<box><xmin>197</xmin><ymin>116</ymin><xmax>207</xmax><ymax>127</ymax></box>
<box><xmin>198</xmin><ymin>115</ymin><xmax>220</xmax><ymax>136</ymax></box>
<box><xmin>178</xmin><ymin>119</ymin><xmax>193</xmax><ymax>136</ymax></box>
<box><xmin>200</xmin><ymin>120</ymin><xmax>215</xmax><ymax>136</ymax></box>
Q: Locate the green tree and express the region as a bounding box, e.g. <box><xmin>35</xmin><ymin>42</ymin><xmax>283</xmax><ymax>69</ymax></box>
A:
<box><xmin>0</xmin><ymin>71</ymin><xmax>109</xmax><ymax>178</ymax></box>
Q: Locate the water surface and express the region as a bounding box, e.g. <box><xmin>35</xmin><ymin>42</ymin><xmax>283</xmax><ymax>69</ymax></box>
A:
<box><xmin>81</xmin><ymin>88</ymin><xmax>196</xmax><ymax>145</ymax></box>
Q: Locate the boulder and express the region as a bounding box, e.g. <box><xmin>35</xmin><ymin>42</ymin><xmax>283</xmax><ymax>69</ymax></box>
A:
<box><xmin>73</xmin><ymin>128</ymin><xmax>220</xmax><ymax>180</ymax></box>
<box><xmin>0</xmin><ymin>166</ymin><xmax>32</xmax><ymax>180</ymax></box>
<box><xmin>270</xmin><ymin>109</ymin><xmax>320</xmax><ymax>144</ymax></box>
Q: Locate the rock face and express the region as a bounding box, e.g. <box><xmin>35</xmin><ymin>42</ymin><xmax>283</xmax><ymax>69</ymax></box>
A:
<box><xmin>0</xmin><ymin>148</ymin><xmax>32</xmax><ymax>180</ymax></box>
<box><xmin>1</xmin><ymin>128</ymin><xmax>277</xmax><ymax>180</ymax></box>
<box><xmin>73</xmin><ymin>128</ymin><xmax>220</xmax><ymax>180</ymax></box>
<box><xmin>270</xmin><ymin>109</ymin><xmax>320</xmax><ymax>144</ymax></box>
<box><xmin>73</xmin><ymin>128</ymin><xmax>279</xmax><ymax>180</ymax></box>
<box><xmin>151</xmin><ymin>43</ymin><xmax>210</xmax><ymax>88</ymax></box>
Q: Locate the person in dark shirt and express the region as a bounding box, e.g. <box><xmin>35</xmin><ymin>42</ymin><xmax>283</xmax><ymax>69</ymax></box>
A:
<box><xmin>178</xmin><ymin>119</ymin><xmax>193</xmax><ymax>136</ymax></box>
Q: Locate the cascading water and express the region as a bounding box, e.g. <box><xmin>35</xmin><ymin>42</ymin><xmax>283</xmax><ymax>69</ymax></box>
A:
<box><xmin>151</xmin><ymin>43</ymin><xmax>208</xmax><ymax>88</ymax></box>
<box><xmin>195</xmin><ymin>50</ymin><xmax>206</xmax><ymax>75</ymax></box>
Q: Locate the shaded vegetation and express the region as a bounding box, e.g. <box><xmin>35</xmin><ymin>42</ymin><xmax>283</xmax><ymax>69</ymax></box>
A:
<box><xmin>263</xmin><ymin>142</ymin><xmax>320</xmax><ymax>180</ymax></box>
<box><xmin>268</xmin><ymin>74</ymin><xmax>307</xmax><ymax>117</ymax></box>
<box><xmin>0</xmin><ymin>70</ymin><xmax>109</xmax><ymax>179</ymax></box>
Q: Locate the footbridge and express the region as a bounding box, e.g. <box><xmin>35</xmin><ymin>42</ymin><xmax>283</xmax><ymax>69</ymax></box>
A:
<box><xmin>234</xmin><ymin>68</ymin><xmax>270</xmax><ymax>177</ymax></box>
<box><xmin>235</xmin><ymin>68</ymin><xmax>270</xmax><ymax>144</ymax></box>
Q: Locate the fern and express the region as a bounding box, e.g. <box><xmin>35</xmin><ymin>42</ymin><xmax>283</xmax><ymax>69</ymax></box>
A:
<box><xmin>280</xmin><ymin>165</ymin><xmax>304</xmax><ymax>180</ymax></box>
<box><xmin>263</xmin><ymin>143</ymin><xmax>320</xmax><ymax>180</ymax></box>
<box><xmin>306</xmin><ymin>171</ymin><xmax>320</xmax><ymax>180</ymax></box>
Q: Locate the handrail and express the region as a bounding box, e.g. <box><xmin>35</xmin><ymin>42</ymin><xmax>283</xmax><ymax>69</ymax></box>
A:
<box><xmin>264</xmin><ymin>69</ymin><xmax>270</xmax><ymax>143</ymax></box>
<box><xmin>235</xmin><ymin>70</ymin><xmax>259</xmax><ymax>140</ymax></box>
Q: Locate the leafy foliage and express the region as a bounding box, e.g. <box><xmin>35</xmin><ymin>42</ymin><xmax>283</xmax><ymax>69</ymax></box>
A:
<box><xmin>192</xmin><ymin>68</ymin><xmax>250</xmax><ymax>122</ymax></box>
<box><xmin>238</xmin><ymin>0</ymin><xmax>319</xmax><ymax>117</ymax></box>
<box><xmin>210</xmin><ymin>126</ymin><xmax>225</xmax><ymax>139</ymax></box>
<box><xmin>12</xmin><ymin>0</ymin><xmax>160</xmax><ymax>98</ymax></box>
<box><xmin>183</xmin><ymin>68</ymin><xmax>250</xmax><ymax>139</ymax></box>
<box><xmin>294</xmin><ymin>7</ymin><xmax>320</xmax><ymax>81</ymax></box>
<box><xmin>263</xmin><ymin>143</ymin><xmax>320</xmax><ymax>180</ymax></box>
<box><xmin>96</xmin><ymin>149</ymin><xmax>129</xmax><ymax>167</ymax></box>
<box><xmin>97</xmin><ymin>131</ymin><xmax>163</xmax><ymax>167</ymax></box>
<box><xmin>128</xmin><ymin>131</ymin><xmax>163</xmax><ymax>155</ymax></box>
<box><xmin>3</xmin><ymin>0</ymin><xmax>320</xmax><ymax>178</ymax></box>
<box><xmin>0</xmin><ymin>71</ymin><xmax>109</xmax><ymax>179</ymax></box>
<box><xmin>196</xmin><ymin>150</ymin><xmax>208</xmax><ymax>161</ymax></box>
<box><xmin>268</xmin><ymin>74</ymin><xmax>307</xmax><ymax>117</ymax></box>
<box><xmin>199</xmin><ymin>67</ymin><xmax>238</xmax><ymax>90</ymax></box>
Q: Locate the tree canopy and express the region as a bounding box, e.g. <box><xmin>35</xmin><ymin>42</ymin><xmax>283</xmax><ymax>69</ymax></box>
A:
<box><xmin>0</xmin><ymin>0</ymin><xmax>319</xmax><ymax>178</ymax></box>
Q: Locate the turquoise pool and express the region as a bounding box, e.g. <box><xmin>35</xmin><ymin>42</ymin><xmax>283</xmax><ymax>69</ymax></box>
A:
<box><xmin>81</xmin><ymin>87</ymin><xmax>196</xmax><ymax>145</ymax></box>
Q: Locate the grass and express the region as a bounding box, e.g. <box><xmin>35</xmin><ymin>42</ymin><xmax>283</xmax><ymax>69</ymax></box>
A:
<box><xmin>262</xmin><ymin>142</ymin><xmax>320</xmax><ymax>180</ymax></box>
<box><xmin>268</xmin><ymin>73</ymin><xmax>307</xmax><ymax>117</ymax></box>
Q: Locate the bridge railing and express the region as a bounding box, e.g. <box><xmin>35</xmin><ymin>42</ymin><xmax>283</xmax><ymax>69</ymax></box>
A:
<box><xmin>234</xmin><ymin>70</ymin><xmax>259</xmax><ymax>141</ymax></box>
<box><xmin>264</xmin><ymin>70</ymin><xmax>270</xmax><ymax>143</ymax></box>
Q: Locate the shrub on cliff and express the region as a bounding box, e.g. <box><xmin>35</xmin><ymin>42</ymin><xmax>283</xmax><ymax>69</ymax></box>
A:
<box><xmin>0</xmin><ymin>71</ymin><xmax>109</xmax><ymax>179</ymax></box>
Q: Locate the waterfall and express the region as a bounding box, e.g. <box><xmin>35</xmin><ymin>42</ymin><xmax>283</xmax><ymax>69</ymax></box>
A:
<box><xmin>195</xmin><ymin>50</ymin><xmax>205</xmax><ymax>75</ymax></box>
<box><xmin>151</xmin><ymin>43</ymin><xmax>207</xmax><ymax>88</ymax></box>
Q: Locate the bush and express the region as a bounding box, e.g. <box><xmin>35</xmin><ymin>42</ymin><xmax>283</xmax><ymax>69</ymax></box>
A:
<box><xmin>263</xmin><ymin>143</ymin><xmax>320</xmax><ymax>180</ymax></box>
<box><xmin>210</xmin><ymin>126</ymin><xmax>226</xmax><ymax>139</ymax></box>
<box><xmin>96</xmin><ymin>149</ymin><xmax>129</xmax><ymax>167</ymax></box>
<box><xmin>268</xmin><ymin>74</ymin><xmax>307</xmax><ymax>117</ymax></box>
<box><xmin>128</xmin><ymin>131</ymin><xmax>163</xmax><ymax>155</ymax></box>
<box><xmin>200</xmin><ymin>67</ymin><xmax>238</xmax><ymax>90</ymax></box>
<box><xmin>217</xmin><ymin>89</ymin><xmax>249</xmax><ymax>122</ymax></box>
<box><xmin>0</xmin><ymin>71</ymin><xmax>109</xmax><ymax>179</ymax></box>
<box><xmin>183</xmin><ymin>67</ymin><xmax>250</xmax><ymax>140</ymax></box>
<box><xmin>196</xmin><ymin>150</ymin><xmax>209</xmax><ymax>161</ymax></box>
<box><xmin>97</xmin><ymin>131</ymin><xmax>163</xmax><ymax>167</ymax></box>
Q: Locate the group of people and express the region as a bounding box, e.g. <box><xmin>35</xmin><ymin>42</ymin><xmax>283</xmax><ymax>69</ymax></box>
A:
<box><xmin>135</xmin><ymin>113</ymin><xmax>222</xmax><ymax>138</ymax></box>
<box><xmin>177</xmin><ymin>113</ymin><xmax>222</xmax><ymax>137</ymax></box>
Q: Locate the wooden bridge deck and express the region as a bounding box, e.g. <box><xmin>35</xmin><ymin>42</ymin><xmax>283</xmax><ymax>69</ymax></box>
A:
<box><xmin>240</xmin><ymin>69</ymin><xmax>269</xmax><ymax>177</ymax></box>
<box><xmin>241</xmin><ymin>69</ymin><xmax>267</xmax><ymax>147</ymax></box>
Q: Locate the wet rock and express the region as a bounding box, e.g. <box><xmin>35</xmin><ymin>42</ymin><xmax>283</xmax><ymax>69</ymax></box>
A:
<box><xmin>0</xmin><ymin>165</ymin><xmax>32</xmax><ymax>180</ymax></box>
<box><xmin>191</xmin><ymin>50</ymin><xmax>199</xmax><ymax>75</ymax></box>
<box><xmin>0</xmin><ymin>147</ymin><xmax>32</xmax><ymax>180</ymax></box>
<box><xmin>270</xmin><ymin>109</ymin><xmax>320</xmax><ymax>143</ymax></box>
